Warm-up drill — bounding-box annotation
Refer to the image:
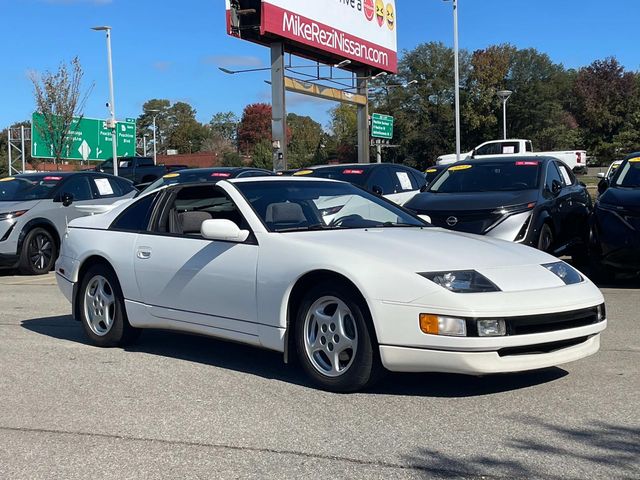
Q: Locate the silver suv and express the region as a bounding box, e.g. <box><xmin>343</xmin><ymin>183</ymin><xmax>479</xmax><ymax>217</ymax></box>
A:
<box><xmin>0</xmin><ymin>172</ymin><xmax>136</xmax><ymax>274</ymax></box>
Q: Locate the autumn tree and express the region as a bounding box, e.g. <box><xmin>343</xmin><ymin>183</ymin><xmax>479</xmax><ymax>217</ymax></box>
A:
<box><xmin>30</xmin><ymin>57</ymin><xmax>91</xmax><ymax>169</ymax></box>
<box><xmin>237</xmin><ymin>103</ymin><xmax>272</xmax><ymax>155</ymax></box>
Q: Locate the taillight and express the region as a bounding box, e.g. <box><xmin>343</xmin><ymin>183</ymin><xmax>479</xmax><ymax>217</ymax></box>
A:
<box><xmin>576</xmin><ymin>152</ymin><xmax>582</xmax><ymax>164</ymax></box>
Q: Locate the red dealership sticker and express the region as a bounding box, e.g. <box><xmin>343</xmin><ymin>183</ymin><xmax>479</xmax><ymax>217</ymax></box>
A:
<box><xmin>515</xmin><ymin>161</ymin><xmax>539</xmax><ymax>166</ymax></box>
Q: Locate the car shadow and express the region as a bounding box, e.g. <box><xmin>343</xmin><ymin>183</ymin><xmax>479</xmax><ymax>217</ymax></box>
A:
<box><xmin>22</xmin><ymin>315</ymin><xmax>567</xmax><ymax>397</ymax></box>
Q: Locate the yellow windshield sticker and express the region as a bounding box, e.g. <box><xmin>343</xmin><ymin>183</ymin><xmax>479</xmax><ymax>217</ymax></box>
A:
<box><xmin>0</xmin><ymin>177</ymin><xmax>15</xmax><ymax>182</ymax></box>
<box><xmin>448</xmin><ymin>165</ymin><xmax>472</xmax><ymax>171</ymax></box>
<box><xmin>426</xmin><ymin>168</ymin><xmax>438</xmax><ymax>173</ymax></box>
<box><xmin>629</xmin><ymin>157</ymin><xmax>640</xmax><ymax>163</ymax></box>
<box><xmin>163</xmin><ymin>173</ymin><xmax>180</xmax><ymax>179</ymax></box>
<box><xmin>293</xmin><ymin>170</ymin><xmax>314</xmax><ymax>176</ymax></box>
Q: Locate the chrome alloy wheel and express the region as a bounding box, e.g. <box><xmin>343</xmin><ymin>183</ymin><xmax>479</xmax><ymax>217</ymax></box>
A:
<box><xmin>28</xmin><ymin>232</ymin><xmax>53</xmax><ymax>271</ymax></box>
<box><xmin>303</xmin><ymin>296</ymin><xmax>358</xmax><ymax>378</ymax></box>
<box><xmin>83</xmin><ymin>275</ymin><xmax>116</xmax><ymax>336</ymax></box>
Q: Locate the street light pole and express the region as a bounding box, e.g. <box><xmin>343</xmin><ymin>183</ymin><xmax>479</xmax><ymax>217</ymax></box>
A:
<box><xmin>452</xmin><ymin>0</ymin><xmax>461</xmax><ymax>163</ymax></box>
<box><xmin>497</xmin><ymin>90</ymin><xmax>513</xmax><ymax>140</ymax></box>
<box><xmin>92</xmin><ymin>26</ymin><xmax>118</xmax><ymax>177</ymax></box>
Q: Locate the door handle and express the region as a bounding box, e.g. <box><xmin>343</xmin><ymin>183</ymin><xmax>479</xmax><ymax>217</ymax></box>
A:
<box><xmin>137</xmin><ymin>248</ymin><xmax>152</xmax><ymax>259</ymax></box>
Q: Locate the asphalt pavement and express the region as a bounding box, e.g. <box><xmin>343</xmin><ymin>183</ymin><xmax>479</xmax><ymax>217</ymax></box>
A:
<box><xmin>0</xmin><ymin>271</ymin><xmax>638</xmax><ymax>479</ymax></box>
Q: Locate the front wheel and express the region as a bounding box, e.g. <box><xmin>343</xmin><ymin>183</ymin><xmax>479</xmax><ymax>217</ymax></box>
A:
<box><xmin>537</xmin><ymin>223</ymin><xmax>554</xmax><ymax>253</ymax></box>
<box><xmin>19</xmin><ymin>227</ymin><xmax>57</xmax><ymax>275</ymax></box>
<box><xmin>78</xmin><ymin>264</ymin><xmax>140</xmax><ymax>347</ymax></box>
<box><xmin>295</xmin><ymin>284</ymin><xmax>380</xmax><ymax>392</ymax></box>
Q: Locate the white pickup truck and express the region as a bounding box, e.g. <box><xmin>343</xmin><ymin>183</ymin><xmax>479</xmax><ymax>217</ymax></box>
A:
<box><xmin>436</xmin><ymin>139</ymin><xmax>588</xmax><ymax>173</ymax></box>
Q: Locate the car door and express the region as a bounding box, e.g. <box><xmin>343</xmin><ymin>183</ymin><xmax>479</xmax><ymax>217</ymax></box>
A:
<box><xmin>132</xmin><ymin>184</ymin><xmax>259</xmax><ymax>339</ymax></box>
<box><xmin>556</xmin><ymin>161</ymin><xmax>591</xmax><ymax>244</ymax></box>
<box><xmin>48</xmin><ymin>175</ymin><xmax>101</xmax><ymax>228</ymax></box>
<box><xmin>544</xmin><ymin>161</ymin><xmax>573</xmax><ymax>247</ymax></box>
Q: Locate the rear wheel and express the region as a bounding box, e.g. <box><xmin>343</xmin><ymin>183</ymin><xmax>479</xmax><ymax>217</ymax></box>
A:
<box><xmin>78</xmin><ymin>264</ymin><xmax>140</xmax><ymax>347</ymax></box>
<box><xmin>537</xmin><ymin>223</ymin><xmax>554</xmax><ymax>253</ymax></box>
<box><xmin>295</xmin><ymin>283</ymin><xmax>380</xmax><ymax>392</ymax></box>
<box><xmin>19</xmin><ymin>227</ymin><xmax>57</xmax><ymax>275</ymax></box>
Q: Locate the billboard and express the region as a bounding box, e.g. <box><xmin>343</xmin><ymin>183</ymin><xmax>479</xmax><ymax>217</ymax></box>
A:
<box><xmin>226</xmin><ymin>0</ymin><xmax>398</xmax><ymax>73</ymax></box>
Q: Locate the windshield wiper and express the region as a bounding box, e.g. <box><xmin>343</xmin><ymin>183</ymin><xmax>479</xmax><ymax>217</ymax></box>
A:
<box><xmin>379</xmin><ymin>222</ymin><xmax>422</xmax><ymax>228</ymax></box>
<box><xmin>275</xmin><ymin>223</ymin><xmax>332</xmax><ymax>233</ymax></box>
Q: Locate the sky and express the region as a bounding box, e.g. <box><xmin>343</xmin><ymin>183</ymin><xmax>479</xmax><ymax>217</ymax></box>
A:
<box><xmin>1</xmin><ymin>0</ymin><xmax>638</xmax><ymax>130</ymax></box>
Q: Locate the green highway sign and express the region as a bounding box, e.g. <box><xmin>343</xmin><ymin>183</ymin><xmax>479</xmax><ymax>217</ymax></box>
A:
<box><xmin>371</xmin><ymin>113</ymin><xmax>394</xmax><ymax>140</ymax></box>
<box><xmin>31</xmin><ymin>113</ymin><xmax>136</xmax><ymax>161</ymax></box>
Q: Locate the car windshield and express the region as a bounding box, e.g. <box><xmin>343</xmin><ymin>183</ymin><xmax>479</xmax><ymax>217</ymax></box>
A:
<box><xmin>235</xmin><ymin>180</ymin><xmax>426</xmax><ymax>232</ymax></box>
<box><xmin>138</xmin><ymin>170</ymin><xmax>228</xmax><ymax>196</ymax></box>
<box><xmin>613</xmin><ymin>159</ymin><xmax>640</xmax><ymax>188</ymax></box>
<box><xmin>294</xmin><ymin>167</ymin><xmax>369</xmax><ymax>187</ymax></box>
<box><xmin>0</xmin><ymin>175</ymin><xmax>63</xmax><ymax>201</ymax></box>
<box><xmin>428</xmin><ymin>161</ymin><xmax>541</xmax><ymax>193</ymax></box>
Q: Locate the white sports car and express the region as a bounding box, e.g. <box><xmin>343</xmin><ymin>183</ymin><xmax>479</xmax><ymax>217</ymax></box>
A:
<box><xmin>55</xmin><ymin>177</ymin><xmax>606</xmax><ymax>392</ymax></box>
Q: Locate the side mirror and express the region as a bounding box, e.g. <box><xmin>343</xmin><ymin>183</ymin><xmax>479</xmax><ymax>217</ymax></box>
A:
<box><xmin>596</xmin><ymin>172</ymin><xmax>605</xmax><ymax>179</ymax></box>
<box><xmin>551</xmin><ymin>179</ymin><xmax>562</xmax><ymax>196</ymax></box>
<box><xmin>55</xmin><ymin>192</ymin><xmax>74</xmax><ymax>207</ymax></box>
<box><xmin>201</xmin><ymin>219</ymin><xmax>249</xmax><ymax>243</ymax></box>
<box><xmin>597</xmin><ymin>179</ymin><xmax>609</xmax><ymax>195</ymax></box>
<box><xmin>371</xmin><ymin>185</ymin><xmax>383</xmax><ymax>196</ymax></box>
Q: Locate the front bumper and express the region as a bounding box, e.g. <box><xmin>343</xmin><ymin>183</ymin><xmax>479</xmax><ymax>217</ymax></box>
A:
<box><xmin>380</xmin><ymin>333</ymin><xmax>601</xmax><ymax>374</ymax></box>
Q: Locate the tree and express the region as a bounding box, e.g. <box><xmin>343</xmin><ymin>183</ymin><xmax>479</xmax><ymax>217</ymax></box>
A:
<box><xmin>329</xmin><ymin>104</ymin><xmax>358</xmax><ymax>162</ymax></box>
<box><xmin>166</xmin><ymin>102</ymin><xmax>208</xmax><ymax>153</ymax></box>
<box><xmin>29</xmin><ymin>57</ymin><xmax>91</xmax><ymax>169</ymax></box>
<box><xmin>287</xmin><ymin>113</ymin><xmax>323</xmax><ymax>168</ymax></box>
<box><xmin>237</xmin><ymin>103</ymin><xmax>272</xmax><ymax>155</ymax></box>
<box><xmin>137</xmin><ymin>99</ymin><xmax>171</xmax><ymax>155</ymax></box>
<box><xmin>201</xmin><ymin>111</ymin><xmax>239</xmax><ymax>154</ymax></box>
<box><xmin>251</xmin><ymin>139</ymin><xmax>273</xmax><ymax>170</ymax></box>
<box><xmin>221</xmin><ymin>151</ymin><xmax>244</xmax><ymax>167</ymax></box>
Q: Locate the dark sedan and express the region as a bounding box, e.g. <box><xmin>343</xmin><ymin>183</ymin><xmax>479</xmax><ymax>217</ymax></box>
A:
<box><xmin>404</xmin><ymin>157</ymin><xmax>592</xmax><ymax>257</ymax></box>
<box><xmin>591</xmin><ymin>153</ymin><xmax>640</xmax><ymax>275</ymax></box>
<box><xmin>137</xmin><ymin>167</ymin><xmax>274</xmax><ymax>197</ymax></box>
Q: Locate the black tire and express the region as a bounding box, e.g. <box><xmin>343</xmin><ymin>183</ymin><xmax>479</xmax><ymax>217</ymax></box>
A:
<box><xmin>19</xmin><ymin>227</ymin><xmax>57</xmax><ymax>275</ymax></box>
<box><xmin>537</xmin><ymin>223</ymin><xmax>554</xmax><ymax>253</ymax></box>
<box><xmin>78</xmin><ymin>264</ymin><xmax>140</xmax><ymax>347</ymax></box>
<box><xmin>294</xmin><ymin>282</ymin><xmax>380</xmax><ymax>392</ymax></box>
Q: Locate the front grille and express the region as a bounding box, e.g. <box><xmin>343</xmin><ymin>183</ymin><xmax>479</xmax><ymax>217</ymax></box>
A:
<box><xmin>466</xmin><ymin>305</ymin><xmax>604</xmax><ymax>337</ymax></box>
<box><xmin>498</xmin><ymin>336</ymin><xmax>590</xmax><ymax>357</ymax></box>
<box><xmin>417</xmin><ymin>209</ymin><xmax>503</xmax><ymax>235</ymax></box>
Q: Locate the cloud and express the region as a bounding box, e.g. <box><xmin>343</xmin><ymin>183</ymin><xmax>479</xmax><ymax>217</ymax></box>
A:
<box><xmin>203</xmin><ymin>55</ymin><xmax>263</xmax><ymax>68</ymax></box>
<box><xmin>153</xmin><ymin>61</ymin><xmax>172</xmax><ymax>72</ymax></box>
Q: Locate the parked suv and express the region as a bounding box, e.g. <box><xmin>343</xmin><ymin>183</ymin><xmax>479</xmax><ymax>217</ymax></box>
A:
<box><xmin>405</xmin><ymin>157</ymin><xmax>592</xmax><ymax>257</ymax></box>
<box><xmin>0</xmin><ymin>172</ymin><xmax>136</xmax><ymax>274</ymax></box>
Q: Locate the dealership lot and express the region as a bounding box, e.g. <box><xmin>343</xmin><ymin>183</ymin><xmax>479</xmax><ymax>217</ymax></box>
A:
<box><xmin>0</xmin><ymin>271</ymin><xmax>638</xmax><ymax>479</ymax></box>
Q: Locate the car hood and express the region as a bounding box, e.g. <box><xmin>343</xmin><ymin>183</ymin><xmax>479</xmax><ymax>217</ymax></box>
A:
<box><xmin>599</xmin><ymin>187</ymin><xmax>640</xmax><ymax>209</ymax></box>
<box><xmin>405</xmin><ymin>190</ymin><xmax>538</xmax><ymax>212</ymax></box>
<box><xmin>0</xmin><ymin>199</ymin><xmax>42</xmax><ymax>213</ymax></box>
<box><xmin>288</xmin><ymin>227</ymin><xmax>554</xmax><ymax>272</ymax></box>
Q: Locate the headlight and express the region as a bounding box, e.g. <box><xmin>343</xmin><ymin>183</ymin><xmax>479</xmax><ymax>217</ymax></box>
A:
<box><xmin>543</xmin><ymin>262</ymin><xmax>583</xmax><ymax>285</ymax></box>
<box><xmin>0</xmin><ymin>210</ymin><xmax>29</xmax><ymax>221</ymax></box>
<box><xmin>477</xmin><ymin>319</ymin><xmax>506</xmax><ymax>337</ymax></box>
<box><xmin>419</xmin><ymin>270</ymin><xmax>500</xmax><ymax>293</ymax></box>
<box><xmin>419</xmin><ymin>314</ymin><xmax>467</xmax><ymax>336</ymax></box>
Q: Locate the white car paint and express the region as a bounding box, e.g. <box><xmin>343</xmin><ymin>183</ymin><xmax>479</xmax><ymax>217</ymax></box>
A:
<box><xmin>55</xmin><ymin>177</ymin><xmax>606</xmax><ymax>375</ymax></box>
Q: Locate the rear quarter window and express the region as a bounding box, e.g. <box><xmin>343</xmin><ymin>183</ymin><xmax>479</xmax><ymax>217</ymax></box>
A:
<box><xmin>110</xmin><ymin>193</ymin><xmax>158</xmax><ymax>232</ymax></box>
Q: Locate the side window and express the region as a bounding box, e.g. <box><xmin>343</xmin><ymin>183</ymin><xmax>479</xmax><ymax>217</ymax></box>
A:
<box><xmin>91</xmin><ymin>176</ymin><xmax>122</xmax><ymax>198</ymax></box>
<box><xmin>475</xmin><ymin>143</ymin><xmax>501</xmax><ymax>156</ymax></box>
<box><xmin>155</xmin><ymin>185</ymin><xmax>248</xmax><ymax>236</ymax></box>
<box><xmin>116</xmin><ymin>178</ymin><xmax>136</xmax><ymax>195</ymax></box>
<box><xmin>367</xmin><ymin>167</ymin><xmax>395</xmax><ymax>194</ymax></box>
<box><xmin>557</xmin><ymin>163</ymin><xmax>575</xmax><ymax>186</ymax></box>
<box><xmin>110</xmin><ymin>193</ymin><xmax>158</xmax><ymax>232</ymax></box>
<box><xmin>545</xmin><ymin>162</ymin><xmax>563</xmax><ymax>190</ymax></box>
<box><xmin>525</xmin><ymin>141</ymin><xmax>533</xmax><ymax>152</ymax></box>
<box><xmin>408</xmin><ymin>169</ymin><xmax>427</xmax><ymax>190</ymax></box>
<box><xmin>391</xmin><ymin>167</ymin><xmax>417</xmax><ymax>192</ymax></box>
<box><xmin>61</xmin><ymin>176</ymin><xmax>93</xmax><ymax>201</ymax></box>
<box><xmin>239</xmin><ymin>170</ymin><xmax>272</xmax><ymax>178</ymax></box>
